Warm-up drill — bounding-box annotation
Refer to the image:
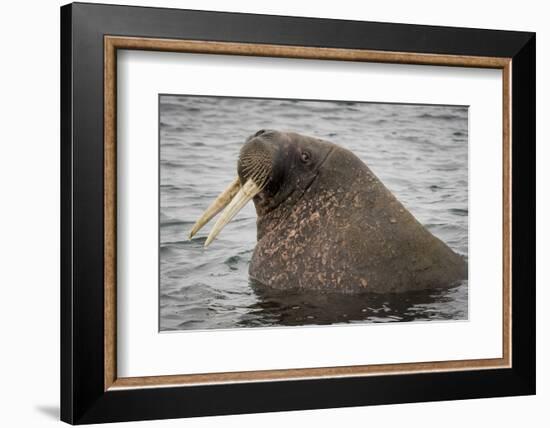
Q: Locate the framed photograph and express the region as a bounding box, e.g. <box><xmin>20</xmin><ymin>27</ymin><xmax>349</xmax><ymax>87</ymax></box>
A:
<box><xmin>60</xmin><ymin>2</ymin><xmax>535</xmax><ymax>424</ymax></box>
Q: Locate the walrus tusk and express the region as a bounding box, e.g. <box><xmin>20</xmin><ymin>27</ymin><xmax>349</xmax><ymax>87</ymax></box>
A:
<box><xmin>188</xmin><ymin>177</ymin><xmax>240</xmax><ymax>239</ymax></box>
<box><xmin>204</xmin><ymin>179</ymin><xmax>261</xmax><ymax>247</ymax></box>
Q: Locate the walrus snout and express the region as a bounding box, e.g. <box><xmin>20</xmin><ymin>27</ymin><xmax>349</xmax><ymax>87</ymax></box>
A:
<box><xmin>188</xmin><ymin>130</ymin><xmax>280</xmax><ymax>246</ymax></box>
<box><xmin>237</xmin><ymin>135</ymin><xmax>276</xmax><ymax>189</ymax></box>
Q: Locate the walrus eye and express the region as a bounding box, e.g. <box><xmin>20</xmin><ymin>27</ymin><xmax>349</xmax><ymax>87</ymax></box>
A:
<box><xmin>300</xmin><ymin>151</ymin><xmax>311</xmax><ymax>163</ymax></box>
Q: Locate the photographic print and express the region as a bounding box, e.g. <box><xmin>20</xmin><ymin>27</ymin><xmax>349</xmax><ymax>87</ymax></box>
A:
<box><xmin>159</xmin><ymin>95</ymin><xmax>468</xmax><ymax>331</ymax></box>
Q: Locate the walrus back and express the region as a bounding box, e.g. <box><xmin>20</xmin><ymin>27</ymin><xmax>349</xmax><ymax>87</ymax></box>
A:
<box><xmin>250</xmin><ymin>143</ymin><xmax>467</xmax><ymax>294</ymax></box>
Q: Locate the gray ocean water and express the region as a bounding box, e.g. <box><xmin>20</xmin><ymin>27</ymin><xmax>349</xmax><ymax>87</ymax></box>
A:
<box><xmin>159</xmin><ymin>95</ymin><xmax>468</xmax><ymax>332</ymax></box>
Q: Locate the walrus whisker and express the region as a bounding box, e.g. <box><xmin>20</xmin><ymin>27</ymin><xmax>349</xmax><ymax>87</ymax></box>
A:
<box><xmin>188</xmin><ymin>176</ymin><xmax>241</xmax><ymax>239</ymax></box>
<box><xmin>247</xmin><ymin>163</ymin><xmax>269</xmax><ymax>188</ymax></box>
<box><xmin>250</xmin><ymin>168</ymin><xmax>269</xmax><ymax>190</ymax></box>
<box><xmin>241</xmin><ymin>162</ymin><xmax>261</xmax><ymax>178</ymax></box>
<box><xmin>204</xmin><ymin>179</ymin><xmax>262</xmax><ymax>247</ymax></box>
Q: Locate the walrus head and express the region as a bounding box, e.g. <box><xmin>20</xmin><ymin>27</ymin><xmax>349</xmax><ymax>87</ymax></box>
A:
<box><xmin>189</xmin><ymin>129</ymin><xmax>334</xmax><ymax>246</ymax></box>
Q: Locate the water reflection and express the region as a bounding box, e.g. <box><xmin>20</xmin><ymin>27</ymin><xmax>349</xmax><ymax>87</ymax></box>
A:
<box><xmin>237</xmin><ymin>280</ymin><xmax>468</xmax><ymax>328</ymax></box>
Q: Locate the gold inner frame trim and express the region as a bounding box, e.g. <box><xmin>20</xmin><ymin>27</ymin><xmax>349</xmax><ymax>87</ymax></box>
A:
<box><xmin>104</xmin><ymin>35</ymin><xmax>512</xmax><ymax>391</ymax></box>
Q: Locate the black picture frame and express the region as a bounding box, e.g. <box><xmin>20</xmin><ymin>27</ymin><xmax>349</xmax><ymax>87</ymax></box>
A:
<box><xmin>61</xmin><ymin>2</ymin><xmax>535</xmax><ymax>424</ymax></box>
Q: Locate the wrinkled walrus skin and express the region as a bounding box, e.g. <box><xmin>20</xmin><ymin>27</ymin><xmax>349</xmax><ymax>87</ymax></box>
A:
<box><xmin>192</xmin><ymin>130</ymin><xmax>467</xmax><ymax>294</ymax></box>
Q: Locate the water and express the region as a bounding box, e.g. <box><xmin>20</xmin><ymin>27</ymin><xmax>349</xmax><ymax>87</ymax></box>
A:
<box><xmin>159</xmin><ymin>95</ymin><xmax>468</xmax><ymax>331</ymax></box>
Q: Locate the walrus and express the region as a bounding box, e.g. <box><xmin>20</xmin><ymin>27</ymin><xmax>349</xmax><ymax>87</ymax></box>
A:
<box><xmin>189</xmin><ymin>130</ymin><xmax>467</xmax><ymax>294</ymax></box>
